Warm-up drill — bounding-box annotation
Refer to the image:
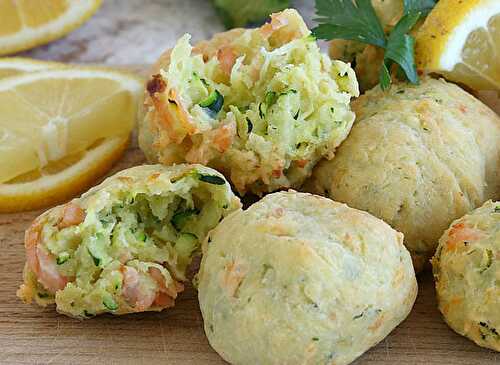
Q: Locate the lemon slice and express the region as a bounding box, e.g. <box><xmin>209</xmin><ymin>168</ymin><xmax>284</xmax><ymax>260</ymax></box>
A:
<box><xmin>0</xmin><ymin>67</ymin><xmax>142</xmax><ymax>212</ymax></box>
<box><xmin>0</xmin><ymin>0</ymin><xmax>102</xmax><ymax>56</ymax></box>
<box><xmin>416</xmin><ymin>0</ymin><xmax>500</xmax><ymax>91</ymax></box>
<box><xmin>0</xmin><ymin>137</ymin><xmax>128</xmax><ymax>213</ymax></box>
<box><xmin>0</xmin><ymin>57</ymin><xmax>65</xmax><ymax>78</ymax></box>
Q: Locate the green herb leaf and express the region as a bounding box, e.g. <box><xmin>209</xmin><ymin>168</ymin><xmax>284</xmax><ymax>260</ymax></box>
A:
<box><xmin>384</xmin><ymin>11</ymin><xmax>420</xmax><ymax>84</ymax></box>
<box><xmin>379</xmin><ymin>61</ymin><xmax>392</xmax><ymax>90</ymax></box>
<box><xmin>314</xmin><ymin>0</ymin><xmax>429</xmax><ymax>89</ymax></box>
<box><xmin>388</xmin><ymin>11</ymin><xmax>421</xmax><ymax>40</ymax></box>
<box><xmin>385</xmin><ymin>33</ymin><xmax>418</xmax><ymax>84</ymax></box>
<box><xmin>479</xmin><ymin>321</ymin><xmax>500</xmax><ymax>337</ymax></box>
<box><xmin>313</xmin><ymin>0</ymin><xmax>386</xmax><ymax>48</ymax></box>
<box><xmin>403</xmin><ymin>0</ymin><xmax>436</xmax><ymax>16</ymax></box>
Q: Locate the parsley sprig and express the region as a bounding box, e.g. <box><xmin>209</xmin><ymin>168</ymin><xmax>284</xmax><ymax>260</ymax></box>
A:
<box><xmin>313</xmin><ymin>0</ymin><xmax>436</xmax><ymax>90</ymax></box>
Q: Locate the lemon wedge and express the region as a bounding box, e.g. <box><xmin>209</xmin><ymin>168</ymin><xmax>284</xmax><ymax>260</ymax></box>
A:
<box><xmin>0</xmin><ymin>67</ymin><xmax>142</xmax><ymax>212</ymax></box>
<box><xmin>0</xmin><ymin>0</ymin><xmax>102</xmax><ymax>56</ymax></box>
<box><xmin>416</xmin><ymin>0</ymin><xmax>500</xmax><ymax>91</ymax></box>
<box><xmin>0</xmin><ymin>57</ymin><xmax>65</xmax><ymax>78</ymax></box>
<box><xmin>0</xmin><ymin>137</ymin><xmax>128</xmax><ymax>213</ymax></box>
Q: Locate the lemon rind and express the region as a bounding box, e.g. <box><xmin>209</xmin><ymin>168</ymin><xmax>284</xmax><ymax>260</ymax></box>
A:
<box><xmin>0</xmin><ymin>136</ymin><xmax>128</xmax><ymax>213</ymax></box>
<box><xmin>0</xmin><ymin>66</ymin><xmax>143</xmax><ymax>92</ymax></box>
<box><xmin>0</xmin><ymin>57</ymin><xmax>66</xmax><ymax>74</ymax></box>
<box><xmin>440</xmin><ymin>0</ymin><xmax>500</xmax><ymax>70</ymax></box>
<box><xmin>416</xmin><ymin>0</ymin><xmax>488</xmax><ymax>69</ymax></box>
<box><xmin>0</xmin><ymin>0</ymin><xmax>102</xmax><ymax>56</ymax></box>
<box><xmin>0</xmin><ymin>65</ymin><xmax>143</xmax><ymax>212</ymax></box>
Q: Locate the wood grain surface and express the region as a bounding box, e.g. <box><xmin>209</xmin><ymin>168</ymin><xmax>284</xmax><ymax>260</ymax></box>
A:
<box><xmin>1</xmin><ymin>1</ymin><xmax>499</xmax><ymax>363</ymax></box>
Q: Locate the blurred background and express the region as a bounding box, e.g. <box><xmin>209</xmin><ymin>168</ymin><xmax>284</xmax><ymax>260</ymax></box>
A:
<box><xmin>20</xmin><ymin>0</ymin><xmax>315</xmax><ymax>65</ymax></box>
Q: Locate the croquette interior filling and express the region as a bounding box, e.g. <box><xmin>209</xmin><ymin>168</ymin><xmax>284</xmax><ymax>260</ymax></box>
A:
<box><xmin>160</xmin><ymin>31</ymin><xmax>357</xmax><ymax>162</ymax></box>
<box><xmin>33</xmin><ymin>175</ymin><xmax>226</xmax><ymax>317</ymax></box>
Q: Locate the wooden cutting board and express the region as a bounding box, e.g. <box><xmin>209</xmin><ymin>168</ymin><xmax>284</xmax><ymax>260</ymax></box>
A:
<box><xmin>0</xmin><ymin>76</ymin><xmax>499</xmax><ymax>364</ymax></box>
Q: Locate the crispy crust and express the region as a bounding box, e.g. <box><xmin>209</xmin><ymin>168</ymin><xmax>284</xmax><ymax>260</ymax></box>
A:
<box><xmin>432</xmin><ymin>200</ymin><xmax>500</xmax><ymax>352</ymax></box>
<box><xmin>198</xmin><ymin>191</ymin><xmax>417</xmax><ymax>365</ymax></box>
<box><xmin>305</xmin><ymin>77</ymin><xmax>500</xmax><ymax>272</ymax></box>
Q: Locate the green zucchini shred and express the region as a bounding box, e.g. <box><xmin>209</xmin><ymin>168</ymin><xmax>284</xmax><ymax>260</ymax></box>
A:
<box><xmin>103</xmin><ymin>295</ymin><xmax>118</xmax><ymax>311</ymax></box>
<box><xmin>480</xmin><ymin>249</ymin><xmax>493</xmax><ymax>273</ymax></box>
<box><xmin>176</xmin><ymin>233</ymin><xmax>199</xmax><ymax>272</ymax></box>
<box><xmin>83</xmin><ymin>310</ymin><xmax>95</xmax><ymax>317</ymax></box>
<box><xmin>87</xmin><ymin>248</ymin><xmax>101</xmax><ymax>267</ymax></box>
<box><xmin>171</xmin><ymin>209</ymin><xmax>198</xmax><ymax>231</ymax></box>
<box><xmin>265</xmin><ymin>91</ymin><xmax>277</xmax><ymax>107</ymax></box>
<box><xmin>135</xmin><ymin>231</ymin><xmax>147</xmax><ymax>242</ymax></box>
<box><xmin>56</xmin><ymin>252</ymin><xmax>70</xmax><ymax>265</ymax></box>
<box><xmin>198</xmin><ymin>173</ymin><xmax>226</xmax><ymax>185</ymax></box>
<box><xmin>199</xmin><ymin>90</ymin><xmax>224</xmax><ymax>115</ymax></box>
<box><xmin>246</xmin><ymin>117</ymin><xmax>253</xmax><ymax>133</ymax></box>
<box><xmin>258</xmin><ymin>102</ymin><xmax>266</xmax><ymax>119</ymax></box>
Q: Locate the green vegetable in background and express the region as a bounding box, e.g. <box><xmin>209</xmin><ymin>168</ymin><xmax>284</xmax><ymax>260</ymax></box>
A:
<box><xmin>213</xmin><ymin>0</ymin><xmax>290</xmax><ymax>28</ymax></box>
<box><xmin>313</xmin><ymin>0</ymin><xmax>436</xmax><ymax>90</ymax></box>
